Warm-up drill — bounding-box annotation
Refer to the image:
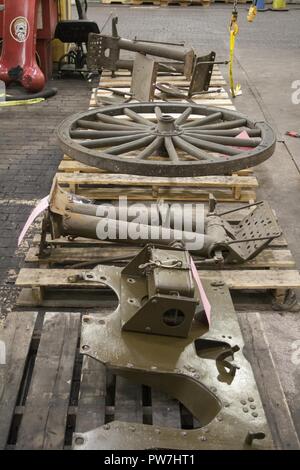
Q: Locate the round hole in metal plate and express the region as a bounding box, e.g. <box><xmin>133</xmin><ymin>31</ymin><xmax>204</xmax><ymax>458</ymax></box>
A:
<box><xmin>162</xmin><ymin>309</ymin><xmax>185</xmax><ymax>327</ymax></box>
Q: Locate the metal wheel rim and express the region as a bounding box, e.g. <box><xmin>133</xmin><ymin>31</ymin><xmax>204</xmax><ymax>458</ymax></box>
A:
<box><xmin>57</xmin><ymin>102</ymin><xmax>276</xmax><ymax>177</ymax></box>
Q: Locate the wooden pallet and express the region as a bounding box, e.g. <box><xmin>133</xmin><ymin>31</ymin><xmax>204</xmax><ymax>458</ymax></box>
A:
<box><xmin>14</xmin><ymin>205</ymin><xmax>300</xmax><ymax>308</ymax></box>
<box><xmin>57</xmin><ymin>158</ymin><xmax>257</xmax><ymax>202</ymax></box>
<box><xmin>56</xmin><ymin>67</ymin><xmax>255</xmax><ymax>204</ymax></box>
<box><xmin>1</xmin><ymin>310</ymin><xmax>299</xmax><ymax>450</ymax></box>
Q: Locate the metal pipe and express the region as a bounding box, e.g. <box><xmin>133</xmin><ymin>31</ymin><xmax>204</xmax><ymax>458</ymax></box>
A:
<box><xmin>115</xmin><ymin>39</ymin><xmax>194</xmax><ymax>77</ymax></box>
<box><xmin>116</xmin><ymin>59</ymin><xmax>185</xmax><ymax>73</ymax></box>
<box><xmin>66</xmin><ymin>201</ymin><xmax>208</xmax><ymax>232</ymax></box>
<box><xmin>118</xmin><ymin>38</ymin><xmax>193</xmax><ymax>62</ymax></box>
<box><xmin>62</xmin><ymin>211</ymin><xmax>214</xmax><ymax>256</ymax></box>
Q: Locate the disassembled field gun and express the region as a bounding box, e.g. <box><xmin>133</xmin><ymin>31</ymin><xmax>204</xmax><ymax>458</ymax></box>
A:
<box><xmin>40</xmin><ymin>181</ymin><xmax>281</xmax><ymax>267</ymax></box>
<box><xmin>36</xmin><ymin>183</ymin><xmax>280</xmax><ymax>450</ymax></box>
<box><xmin>44</xmin><ymin>92</ymin><xmax>279</xmax><ymax>449</ymax></box>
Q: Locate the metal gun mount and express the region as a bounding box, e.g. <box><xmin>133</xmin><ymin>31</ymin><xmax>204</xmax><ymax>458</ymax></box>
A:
<box><xmin>71</xmin><ymin>243</ymin><xmax>273</xmax><ymax>450</ymax></box>
<box><xmin>41</xmin><ymin>182</ymin><xmax>281</xmax><ymax>266</ymax></box>
<box><xmin>94</xmin><ymin>245</ymin><xmax>200</xmax><ymax>338</ymax></box>
<box><xmin>87</xmin><ymin>17</ymin><xmax>195</xmax><ymax>78</ymax></box>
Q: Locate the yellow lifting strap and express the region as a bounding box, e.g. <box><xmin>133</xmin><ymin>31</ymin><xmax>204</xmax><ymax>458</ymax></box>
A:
<box><xmin>229</xmin><ymin>1</ymin><xmax>240</xmax><ymax>98</ymax></box>
<box><xmin>0</xmin><ymin>97</ymin><xmax>45</xmax><ymax>107</ymax></box>
<box><xmin>247</xmin><ymin>4</ymin><xmax>257</xmax><ymax>23</ymax></box>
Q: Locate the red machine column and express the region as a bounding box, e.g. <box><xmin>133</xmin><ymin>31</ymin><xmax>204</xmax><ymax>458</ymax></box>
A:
<box><xmin>0</xmin><ymin>0</ymin><xmax>45</xmax><ymax>92</ymax></box>
<box><xmin>36</xmin><ymin>0</ymin><xmax>59</xmax><ymax>80</ymax></box>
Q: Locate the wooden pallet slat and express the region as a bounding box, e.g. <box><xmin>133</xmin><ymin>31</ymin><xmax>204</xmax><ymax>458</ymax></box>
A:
<box><xmin>56</xmin><ymin>174</ymin><xmax>257</xmax><ymax>203</ymax></box>
<box><xmin>76</xmin><ymin>356</ymin><xmax>107</xmax><ymax>433</ymax></box>
<box><xmin>240</xmin><ymin>313</ymin><xmax>300</xmax><ymax>450</ymax></box>
<box><xmin>16</xmin><ymin>267</ymin><xmax>300</xmax><ymax>290</ymax></box>
<box><xmin>114</xmin><ymin>376</ymin><xmax>144</xmax><ymax>423</ymax></box>
<box><xmin>24</xmin><ymin>246</ymin><xmax>295</xmax><ymax>269</ymax></box>
<box><xmin>56</xmin><ymin>172</ymin><xmax>258</xmax><ymax>189</ymax></box>
<box><xmin>59</xmin><ymin>158</ymin><xmax>254</xmax><ymax>177</ymax></box>
<box><xmin>56</xmin><ymin>172</ymin><xmax>257</xmax><ymax>202</ymax></box>
<box><xmin>16</xmin><ymin>312</ymin><xmax>81</xmax><ymax>450</ymax></box>
<box><xmin>151</xmin><ymin>390</ymin><xmax>181</xmax><ymax>428</ymax></box>
<box><xmin>57</xmin><ymin>187</ymin><xmax>256</xmax><ymax>203</ymax></box>
<box><xmin>0</xmin><ymin>312</ymin><xmax>38</xmax><ymax>450</ymax></box>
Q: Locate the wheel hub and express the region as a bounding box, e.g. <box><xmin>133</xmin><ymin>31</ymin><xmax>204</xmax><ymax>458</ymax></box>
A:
<box><xmin>154</xmin><ymin>114</ymin><xmax>181</xmax><ymax>136</ymax></box>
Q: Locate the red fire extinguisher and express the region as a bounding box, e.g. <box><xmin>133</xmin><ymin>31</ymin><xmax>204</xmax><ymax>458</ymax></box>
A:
<box><xmin>0</xmin><ymin>0</ymin><xmax>45</xmax><ymax>92</ymax></box>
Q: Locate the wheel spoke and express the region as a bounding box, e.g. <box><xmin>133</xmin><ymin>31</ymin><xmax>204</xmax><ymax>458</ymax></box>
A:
<box><xmin>182</xmin><ymin>112</ymin><xmax>222</xmax><ymax>129</ymax></box>
<box><xmin>96</xmin><ymin>113</ymin><xmax>148</xmax><ymax>129</ymax></box>
<box><xmin>181</xmin><ymin>134</ymin><xmax>240</xmax><ymax>156</ymax></box>
<box><xmin>183</xmin><ymin>128</ymin><xmax>261</xmax><ymax>137</ymax></box>
<box><xmin>164</xmin><ymin>137</ymin><xmax>179</xmax><ymax>161</ymax></box>
<box><xmin>79</xmin><ymin>133</ymin><xmax>149</xmax><ymax>149</ymax></box>
<box><xmin>107</xmin><ymin>135</ymin><xmax>155</xmax><ymax>155</ymax></box>
<box><xmin>77</xmin><ymin>119</ymin><xmax>146</xmax><ymax>132</ymax></box>
<box><xmin>175</xmin><ymin>107</ymin><xmax>192</xmax><ymax>126</ymax></box>
<box><xmin>71</xmin><ymin>129</ymin><xmax>147</xmax><ymax>139</ymax></box>
<box><xmin>172</xmin><ymin>136</ymin><xmax>211</xmax><ymax>160</ymax></box>
<box><xmin>197</xmin><ymin>118</ymin><xmax>248</xmax><ymax>131</ymax></box>
<box><xmin>136</xmin><ymin>136</ymin><xmax>163</xmax><ymax>160</ymax></box>
<box><xmin>124</xmin><ymin>108</ymin><xmax>153</xmax><ymax>126</ymax></box>
<box><xmin>184</xmin><ymin>133</ymin><xmax>261</xmax><ymax>147</ymax></box>
<box><xmin>154</xmin><ymin>106</ymin><xmax>163</xmax><ymax>121</ymax></box>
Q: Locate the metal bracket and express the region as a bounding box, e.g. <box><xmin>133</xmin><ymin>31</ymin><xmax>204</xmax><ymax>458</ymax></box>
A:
<box><xmin>84</xmin><ymin>245</ymin><xmax>199</xmax><ymax>338</ymax></box>
<box><xmin>131</xmin><ymin>53</ymin><xmax>158</xmax><ymax>102</ymax></box>
<box><xmin>189</xmin><ymin>51</ymin><xmax>216</xmax><ymax>96</ymax></box>
<box><xmin>73</xmin><ymin>260</ymin><xmax>273</xmax><ymax>450</ymax></box>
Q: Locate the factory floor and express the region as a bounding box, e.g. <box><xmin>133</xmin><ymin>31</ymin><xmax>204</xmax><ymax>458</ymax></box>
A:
<box><xmin>0</xmin><ymin>3</ymin><xmax>299</xmax><ymax>448</ymax></box>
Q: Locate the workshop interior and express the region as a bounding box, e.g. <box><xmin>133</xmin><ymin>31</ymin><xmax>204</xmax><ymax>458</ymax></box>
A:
<box><xmin>0</xmin><ymin>0</ymin><xmax>299</xmax><ymax>457</ymax></box>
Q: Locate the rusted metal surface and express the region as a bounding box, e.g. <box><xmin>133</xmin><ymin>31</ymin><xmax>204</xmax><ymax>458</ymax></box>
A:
<box><xmin>156</xmin><ymin>52</ymin><xmax>223</xmax><ymax>99</ymax></box>
<box><xmin>57</xmin><ymin>103</ymin><xmax>276</xmax><ymax>177</ymax></box>
<box><xmin>130</xmin><ymin>53</ymin><xmax>158</xmax><ymax>102</ymax></box>
<box><xmin>189</xmin><ymin>52</ymin><xmax>216</xmax><ymax>96</ymax></box>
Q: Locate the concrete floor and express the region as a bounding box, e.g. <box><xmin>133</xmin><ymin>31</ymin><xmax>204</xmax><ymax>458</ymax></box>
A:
<box><xmin>0</xmin><ymin>3</ymin><xmax>299</xmax><ymax>448</ymax></box>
